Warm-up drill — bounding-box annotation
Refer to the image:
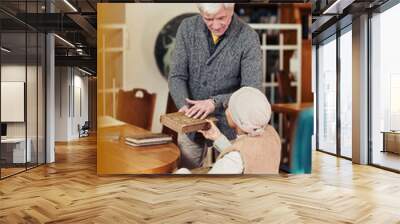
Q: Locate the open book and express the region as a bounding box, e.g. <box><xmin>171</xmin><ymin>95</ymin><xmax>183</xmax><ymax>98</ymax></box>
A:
<box><xmin>125</xmin><ymin>133</ymin><xmax>172</xmax><ymax>147</ymax></box>
<box><xmin>160</xmin><ymin>112</ymin><xmax>217</xmax><ymax>134</ymax></box>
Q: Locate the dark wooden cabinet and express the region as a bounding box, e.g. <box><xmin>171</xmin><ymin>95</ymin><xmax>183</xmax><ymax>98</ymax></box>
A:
<box><xmin>382</xmin><ymin>131</ymin><xmax>400</xmax><ymax>154</ymax></box>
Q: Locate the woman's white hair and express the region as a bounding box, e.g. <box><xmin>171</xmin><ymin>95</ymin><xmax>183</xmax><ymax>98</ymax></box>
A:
<box><xmin>197</xmin><ymin>3</ymin><xmax>235</xmax><ymax>14</ymax></box>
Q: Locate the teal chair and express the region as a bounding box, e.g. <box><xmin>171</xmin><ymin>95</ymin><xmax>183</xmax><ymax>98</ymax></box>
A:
<box><xmin>280</xmin><ymin>107</ymin><xmax>314</xmax><ymax>174</ymax></box>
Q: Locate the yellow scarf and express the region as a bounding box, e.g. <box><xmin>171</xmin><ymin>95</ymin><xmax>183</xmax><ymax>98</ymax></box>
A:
<box><xmin>211</xmin><ymin>33</ymin><xmax>220</xmax><ymax>44</ymax></box>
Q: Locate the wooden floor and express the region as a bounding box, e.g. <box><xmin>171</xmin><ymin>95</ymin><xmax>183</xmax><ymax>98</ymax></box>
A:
<box><xmin>1</xmin><ymin>136</ymin><xmax>400</xmax><ymax>223</ymax></box>
<box><xmin>372</xmin><ymin>150</ymin><xmax>400</xmax><ymax>171</ymax></box>
<box><xmin>1</xmin><ymin>167</ymin><xmax>26</xmax><ymax>178</ymax></box>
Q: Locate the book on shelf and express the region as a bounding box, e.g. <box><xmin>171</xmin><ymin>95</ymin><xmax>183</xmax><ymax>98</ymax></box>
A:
<box><xmin>160</xmin><ymin>112</ymin><xmax>217</xmax><ymax>134</ymax></box>
<box><xmin>124</xmin><ymin>133</ymin><xmax>172</xmax><ymax>147</ymax></box>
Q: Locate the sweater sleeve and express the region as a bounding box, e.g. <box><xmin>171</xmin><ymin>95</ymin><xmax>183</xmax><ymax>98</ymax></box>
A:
<box><xmin>211</xmin><ymin>93</ymin><xmax>232</xmax><ymax>110</ymax></box>
<box><xmin>208</xmin><ymin>151</ymin><xmax>243</xmax><ymax>174</ymax></box>
<box><xmin>213</xmin><ymin>134</ymin><xmax>232</xmax><ymax>153</ymax></box>
<box><xmin>168</xmin><ymin>20</ymin><xmax>190</xmax><ymax>109</ymax></box>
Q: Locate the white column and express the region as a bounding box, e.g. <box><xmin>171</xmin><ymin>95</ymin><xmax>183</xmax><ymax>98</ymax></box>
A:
<box><xmin>352</xmin><ymin>14</ymin><xmax>369</xmax><ymax>164</ymax></box>
<box><xmin>46</xmin><ymin>33</ymin><xmax>55</xmax><ymax>163</ymax></box>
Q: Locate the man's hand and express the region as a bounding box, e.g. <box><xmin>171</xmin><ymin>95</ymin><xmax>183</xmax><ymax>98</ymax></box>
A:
<box><xmin>185</xmin><ymin>98</ymin><xmax>215</xmax><ymax>119</ymax></box>
<box><xmin>178</xmin><ymin>105</ymin><xmax>190</xmax><ymax>113</ymax></box>
<box><xmin>198</xmin><ymin>120</ymin><xmax>222</xmax><ymax>141</ymax></box>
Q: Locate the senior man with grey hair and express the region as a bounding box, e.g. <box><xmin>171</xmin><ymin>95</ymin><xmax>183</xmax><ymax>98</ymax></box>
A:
<box><xmin>168</xmin><ymin>3</ymin><xmax>263</xmax><ymax>169</ymax></box>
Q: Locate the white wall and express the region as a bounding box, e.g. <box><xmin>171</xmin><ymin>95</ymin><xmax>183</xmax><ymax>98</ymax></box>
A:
<box><xmin>1</xmin><ymin>65</ymin><xmax>33</xmax><ymax>137</ymax></box>
<box><xmin>55</xmin><ymin>67</ymin><xmax>69</xmax><ymax>141</ymax></box>
<box><xmin>124</xmin><ymin>4</ymin><xmax>198</xmax><ymax>132</ymax></box>
<box><xmin>1</xmin><ymin>64</ymin><xmax>46</xmax><ymax>163</ymax></box>
<box><xmin>1</xmin><ymin>65</ymin><xmax>26</xmax><ymax>81</ymax></box>
<box><xmin>55</xmin><ymin>67</ymin><xmax>89</xmax><ymax>141</ymax></box>
<box><xmin>71</xmin><ymin>74</ymin><xmax>89</xmax><ymax>138</ymax></box>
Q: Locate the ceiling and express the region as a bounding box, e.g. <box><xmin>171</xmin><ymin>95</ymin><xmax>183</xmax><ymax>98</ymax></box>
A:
<box><xmin>0</xmin><ymin>0</ymin><xmax>98</xmax><ymax>74</ymax></box>
<box><xmin>5</xmin><ymin>0</ymin><xmax>393</xmax><ymax>73</ymax></box>
<box><xmin>311</xmin><ymin>0</ymin><xmax>391</xmax><ymax>43</ymax></box>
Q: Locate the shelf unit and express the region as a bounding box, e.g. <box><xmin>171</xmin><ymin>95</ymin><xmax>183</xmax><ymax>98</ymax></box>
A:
<box><xmin>98</xmin><ymin>24</ymin><xmax>127</xmax><ymax>118</ymax></box>
<box><xmin>249</xmin><ymin>23</ymin><xmax>302</xmax><ymax>104</ymax></box>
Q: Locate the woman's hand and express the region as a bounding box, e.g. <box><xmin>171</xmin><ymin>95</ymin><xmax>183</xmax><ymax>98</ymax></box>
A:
<box><xmin>198</xmin><ymin>120</ymin><xmax>222</xmax><ymax>141</ymax></box>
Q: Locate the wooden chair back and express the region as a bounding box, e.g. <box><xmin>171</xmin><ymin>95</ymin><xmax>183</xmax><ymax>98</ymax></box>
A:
<box><xmin>116</xmin><ymin>88</ymin><xmax>156</xmax><ymax>130</ymax></box>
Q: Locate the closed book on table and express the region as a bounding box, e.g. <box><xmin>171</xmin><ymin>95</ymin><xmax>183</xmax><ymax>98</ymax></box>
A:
<box><xmin>160</xmin><ymin>112</ymin><xmax>217</xmax><ymax>134</ymax></box>
<box><xmin>125</xmin><ymin>140</ymin><xmax>171</xmax><ymax>147</ymax></box>
<box><xmin>125</xmin><ymin>133</ymin><xmax>172</xmax><ymax>145</ymax></box>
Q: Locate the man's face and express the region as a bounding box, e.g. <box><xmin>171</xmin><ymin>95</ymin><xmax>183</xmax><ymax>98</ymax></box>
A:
<box><xmin>200</xmin><ymin>6</ymin><xmax>233</xmax><ymax>37</ymax></box>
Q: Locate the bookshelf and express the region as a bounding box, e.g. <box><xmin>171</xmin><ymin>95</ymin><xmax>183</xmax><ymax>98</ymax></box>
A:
<box><xmin>98</xmin><ymin>22</ymin><xmax>127</xmax><ymax>119</ymax></box>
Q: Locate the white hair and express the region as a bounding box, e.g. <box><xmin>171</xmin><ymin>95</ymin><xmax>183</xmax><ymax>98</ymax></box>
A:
<box><xmin>197</xmin><ymin>3</ymin><xmax>235</xmax><ymax>14</ymax></box>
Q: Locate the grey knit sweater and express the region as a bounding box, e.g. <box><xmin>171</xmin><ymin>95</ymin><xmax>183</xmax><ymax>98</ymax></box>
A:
<box><xmin>168</xmin><ymin>14</ymin><xmax>262</xmax><ymax>140</ymax></box>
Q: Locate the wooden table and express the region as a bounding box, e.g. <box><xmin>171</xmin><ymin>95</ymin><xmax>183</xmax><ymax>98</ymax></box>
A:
<box><xmin>271</xmin><ymin>102</ymin><xmax>313</xmax><ymax>170</ymax></box>
<box><xmin>97</xmin><ymin>117</ymin><xmax>180</xmax><ymax>175</ymax></box>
